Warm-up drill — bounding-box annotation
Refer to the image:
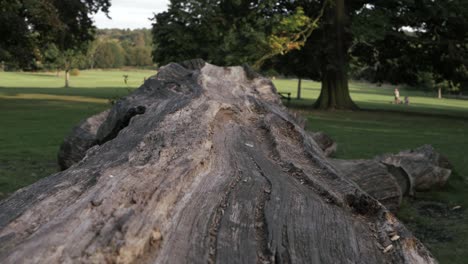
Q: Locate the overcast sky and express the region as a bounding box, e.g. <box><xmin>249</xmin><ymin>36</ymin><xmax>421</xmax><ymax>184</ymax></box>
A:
<box><xmin>93</xmin><ymin>0</ymin><xmax>170</xmax><ymax>29</ymax></box>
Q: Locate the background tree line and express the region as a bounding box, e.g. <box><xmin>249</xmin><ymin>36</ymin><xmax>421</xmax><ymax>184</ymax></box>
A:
<box><xmin>16</xmin><ymin>28</ymin><xmax>154</xmax><ymax>72</ymax></box>
<box><xmin>0</xmin><ymin>0</ymin><xmax>154</xmax><ymax>86</ymax></box>
<box><xmin>88</xmin><ymin>28</ymin><xmax>153</xmax><ymax>69</ymax></box>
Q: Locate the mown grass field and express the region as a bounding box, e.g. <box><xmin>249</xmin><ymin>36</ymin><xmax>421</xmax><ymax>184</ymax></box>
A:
<box><xmin>1</xmin><ymin>70</ymin><xmax>467</xmax><ymax>263</ymax></box>
<box><xmin>0</xmin><ymin>70</ymin><xmax>154</xmax><ymax>198</ymax></box>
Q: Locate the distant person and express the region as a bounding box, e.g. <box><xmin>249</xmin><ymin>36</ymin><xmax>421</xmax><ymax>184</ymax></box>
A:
<box><xmin>123</xmin><ymin>75</ymin><xmax>129</xmax><ymax>85</ymax></box>
<box><xmin>394</xmin><ymin>88</ymin><xmax>400</xmax><ymax>104</ymax></box>
<box><xmin>404</xmin><ymin>96</ymin><xmax>409</xmax><ymax>105</ymax></box>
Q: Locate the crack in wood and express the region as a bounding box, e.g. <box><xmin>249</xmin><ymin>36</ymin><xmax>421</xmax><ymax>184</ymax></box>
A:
<box><xmin>281</xmin><ymin>162</ymin><xmax>342</xmax><ymax>207</ymax></box>
<box><xmin>207</xmin><ymin>168</ymin><xmax>243</xmax><ymax>264</ymax></box>
<box><xmin>250</xmin><ymin>156</ymin><xmax>274</xmax><ymax>264</ymax></box>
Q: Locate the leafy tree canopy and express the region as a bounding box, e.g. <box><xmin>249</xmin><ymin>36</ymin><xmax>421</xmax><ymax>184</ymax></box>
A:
<box><xmin>153</xmin><ymin>0</ymin><xmax>467</xmax><ymax>94</ymax></box>
<box><xmin>152</xmin><ymin>0</ymin><xmax>288</xmax><ymax>66</ymax></box>
<box><xmin>94</xmin><ymin>41</ymin><xmax>125</xmax><ymax>68</ymax></box>
<box><xmin>0</xmin><ymin>0</ymin><xmax>111</xmax><ymax>69</ymax></box>
<box><xmin>351</xmin><ymin>0</ymin><xmax>468</xmax><ymax>89</ymax></box>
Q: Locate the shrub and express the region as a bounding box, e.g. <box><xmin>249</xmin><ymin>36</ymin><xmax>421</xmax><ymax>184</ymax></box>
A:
<box><xmin>70</xmin><ymin>68</ymin><xmax>80</xmax><ymax>76</ymax></box>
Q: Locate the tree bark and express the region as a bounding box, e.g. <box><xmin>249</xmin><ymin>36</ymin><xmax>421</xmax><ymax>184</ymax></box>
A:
<box><xmin>314</xmin><ymin>67</ymin><xmax>357</xmax><ymax>109</ymax></box>
<box><xmin>0</xmin><ymin>60</ymin><xmax>435</xmax><ymax>263</ymax></box>
<box><xmin>57</xmin><ymin>109</ymin><xmax>111</xmax><ymax>170</ymax></box>
<box><xmin>438</xmin><ymin>87</ymin><xmax>442</xmax><ymax>99</ymax></box>
<box><xmin>65</xmin><ymin>69</ymin><xmax>70</xmax><ymax>88</ymax></box>
<box><xmin>331</xmin><ymin>159</ymin><xmax>403</xmax><ymax>213</ymax></box>
<box><xmin>297</xmin><ymin>78</ymin><xmax>302</xmax><ymax>99</ymax></box>
<box><xmin>314</xmin><ymin>0</ymin><xmax>358</xmax><ymax>110</ymax></box>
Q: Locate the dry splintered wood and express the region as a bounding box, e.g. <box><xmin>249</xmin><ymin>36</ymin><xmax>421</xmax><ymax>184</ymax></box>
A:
<box><xmin>0</xmin><ymin>60</ymin><xmax>436</xmax><ymax>263</ymax></box>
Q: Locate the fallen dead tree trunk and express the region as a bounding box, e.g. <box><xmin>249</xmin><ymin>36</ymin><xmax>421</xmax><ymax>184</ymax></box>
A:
<box><xmin>332</xmin><ymin>145</ymin><xmax>451</xmax><ymax>212</ymax></box>
<box><xmin>331</xmin><ymin>159</ymin><xmax>403</xmax><ymax>213</ymax></box>
<box><xmin>0</xmin><ymin>60</ymin><xmax>436</xmax><ymax>263</ymax></box>
<box><xmin>377</xmin><ymin>145</ymin><xmax>452</xmax><ymax>195</ymax></box>
<box><xmin>58</xmin><ymin>109</ymin><xmax>110</xmax><ymax>170</ymax></box>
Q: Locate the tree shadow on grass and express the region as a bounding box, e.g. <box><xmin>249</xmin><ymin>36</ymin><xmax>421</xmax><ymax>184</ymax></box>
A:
<box><xmin>280</xmin><ymin>98</ymin><xmax>468</xmax><ymax>120</ymax></box>
<box><xmin>0</xmin><ymin>86</ymin><xmax>133</xmax><ymax>100</ymax></box>
<box><xmin>359</xmin><ymin>101</ymin><xmax>468</xmax><ymax>120</ymax></box>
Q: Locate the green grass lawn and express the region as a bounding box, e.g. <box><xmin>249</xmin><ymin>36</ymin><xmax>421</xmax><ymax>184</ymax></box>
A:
<box><xmin>273</xmin><ymin>78</ymin><xmax>468</xmax><ymax>117</ymax></box>
<box><xmin>0</xmin><ymin>70</ymin><xmax>467</xmax><ymax>263</ymax></box>
<box><xmin>0</xmin><ymin>69</ymin><xmax>155</xmax><ymax>198</ymax></box>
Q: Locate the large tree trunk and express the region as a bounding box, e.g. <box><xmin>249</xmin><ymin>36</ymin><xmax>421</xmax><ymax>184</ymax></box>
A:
<box><xmin>314</xmin><ymin>0</ymin><xmax>358</xmax><ymax>110</ymax></box>
<box><xmin>0</xmin><ymin>60</ymin><xmax>435</xmax><ymax>263</ymax></box>
<box><xmin>297</xmin><ymin>78</ymin><xmax>302</xmax><ymax>100</ymax></box>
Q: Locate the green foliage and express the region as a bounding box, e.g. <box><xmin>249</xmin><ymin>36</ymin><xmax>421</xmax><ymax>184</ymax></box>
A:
<box><xmin>87</xmin><ymin>29</ymin><xmax>154</xmax><ymax>68</ymax></box>
<box><xmin>151</xmin><ymin>0</ymin><xmax>394</xmax><ymax>108</ymax></box>
<box><xmin>152</xmin><ymin>0</ymin><xmax>280</xmax><ymax>66</ymax></box>
<box><xmin>126</xmin><ymin>47</ymin><xmax>153</xmax><ymax>67</ymax></box>
<box><xmin>0</xmin><ymin>0</ymin><xmax>111</xmax><ymax>69</ymax></box>
<box><xmin>94</xmin><ymin>41</ymin><xmax>126</xmax><ymax>69</ymax></box>
<box><xmin>269</xmin><ymin>8</ymin><xmax>310</xmax><ymax>52</ymax></box>
<box><xmin>42</xmin><ymin>44</ymin><xmax>62</xmax><ymax>70</ymax></box>
<box><xmin>70</xmin><ymin>68</ymin><xmax>80</xmax><ymax>76</ymax></box>
<box><xmin>350</xmin><ymin>0</ymin><xmax>468</xmax><ymax>89</ymax></box>
<box><xmin>15</xmin><ymin>28</ymin><xmax>155</xmax><ymax>71</ymax></box>
<box><xmin>255</xmin><ymin>2</ymin><xmax>333</xmax><ymax>70</ymax></box>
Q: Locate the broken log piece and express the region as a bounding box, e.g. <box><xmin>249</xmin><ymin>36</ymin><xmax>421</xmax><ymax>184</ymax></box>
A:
<box><xmin>0</xmin><ymin>60</ymin><xmax>436</xmax><ymax>263</ymax></box>
<box><xmin>377</xmin><ymin>145</ymin><xmax>451</xmax><ymax>193</ymax></box>
<box><xmin>331</xmin><ymin>159</ymin><xmax>402</xmax><ymax>213</ymax></box>
<box><xmin>405</xmin><ymin>145</ymin><xmax>452</xmax><ymax>170</ymax></box>
<box><xmin>57</xmin><ymin>109</ymin><xmax>110</xmax><ymax>170</ymax></box>
<box><xmin>331</xmin><ymin>145</ymin><xmax>452</xmax><ymax>206</ymax></box>
<box><xmin>383</xmin><ymin>163</ymin><xmax>412</xmax><ymax>196</ymax></box>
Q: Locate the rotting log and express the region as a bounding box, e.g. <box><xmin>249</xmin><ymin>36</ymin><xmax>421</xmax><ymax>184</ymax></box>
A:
<box><xmin>331</xmin><ymin>159</ymin><xmax>402</xmax><ymax>213</ymax></box>
<box><xmin>0</xmin><ymin>60</ymin><xmax>436</xmax><ymax>263</ymax></box>
<box><xmin>330</xmin><ymin>145</ymin><xmax>451</xmax><ymax>212</ymax></box>
<box><xmin>377</xmin><ymin>145</ymin><xmax>452</xmax><ymax>195</ymax></box>
<box><xmin>58</xmin><ymin>109</ymin><xmax>110</xmax><ymax>170</ymax></box>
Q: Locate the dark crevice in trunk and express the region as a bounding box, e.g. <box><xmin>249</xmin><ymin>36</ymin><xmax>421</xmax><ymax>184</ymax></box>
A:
<box><xmin>250</xmin><ymin>156</ymin><xmax>274</xmax><ymax>264</ymax></box>
<box><xmin>281</xmin><ymin>162</ymin><xmax>341</xmax><ymax>206</ymax></box>
<box><xmin>344</xmin><ymin>192</ymin><xmax>380</xmax><ymax>216</ymax></box>
<box><xmin>98</xmin><ymin>106</ymin><xmax>146</xmax><ymax>144</ymax></box>
<box><xmin>208</xmin><ymin>168</ymin><xmax>243</xmax><ymax>264</ymax></box>
<box><xmin>262</xmin><ymin>114</ymin><xmax>343</xmax><ymax>206</ymax></box>
<box><xmin>277</xmin><ymin>225</ymin><xmax>292</xmax><ymax>263</ymax></box>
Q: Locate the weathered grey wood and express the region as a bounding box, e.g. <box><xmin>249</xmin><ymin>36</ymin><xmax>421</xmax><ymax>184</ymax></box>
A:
<box><xmin>311</xmin><ymin>131</ymin><xmax>337</xmax><ymax>157</ymax></box>
<box><xmin>0</xmin><ymin>60</ymin><xmax>436</xmax><ymax>263</ymax></box>
<box><xmin>331</xmin><ymin>159</ymin><xmax>402</xmax><ymax>213</ymax></box>
<box><xmin>58</xmin><ymin>109</ymin><xmax>110</xmax><ymax>170</ymax></box>
<box><xmin>377</xmin><ymin>145</ymin><xmax>452</xmax><ymax>195</ymax></box>
<box><xmin>330</xmin><ymin>145</ymin><xmax>452</xmax><ymax>212</ymax></box>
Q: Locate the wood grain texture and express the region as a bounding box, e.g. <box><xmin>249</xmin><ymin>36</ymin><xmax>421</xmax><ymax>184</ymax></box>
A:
<box><xmin>377</xmin><ymin>145</ymin><xmax>452</xmax><ymax>194</ymax></box>
<box><xmin>0</xmin><ymin>60</ymin><xmax>436</xmax><ymax>263</ymax></box>
<box><xmin>331</xmin><ymin>159</ymin><xmax>402</xmax><ymax>213</ymax></box>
